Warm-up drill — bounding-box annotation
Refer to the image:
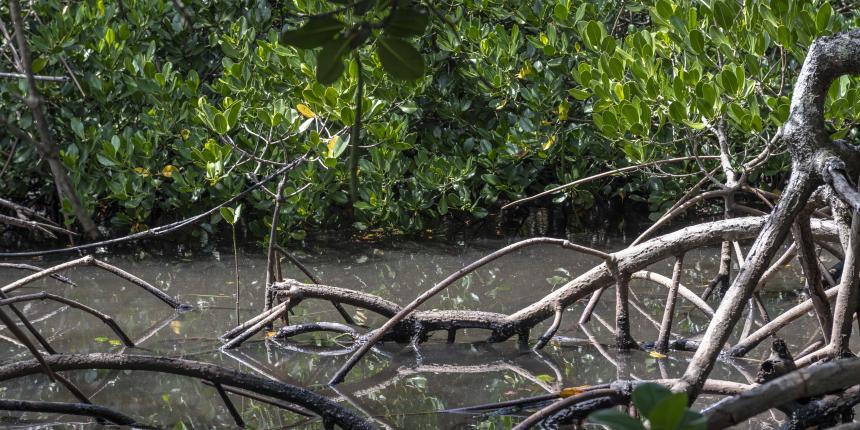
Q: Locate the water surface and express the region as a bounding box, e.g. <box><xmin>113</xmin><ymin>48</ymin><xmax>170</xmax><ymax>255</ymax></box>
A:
<box><xmin>0</xmin><ymin>234</ymin><xmax>832</xmax><ymax>428</ymax></box>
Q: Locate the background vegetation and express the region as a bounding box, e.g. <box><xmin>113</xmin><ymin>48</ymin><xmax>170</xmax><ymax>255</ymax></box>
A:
<box><xmin>1</xmin><ymin>0</ymin><xmax>859</xmax><ymax>245</ymax></box>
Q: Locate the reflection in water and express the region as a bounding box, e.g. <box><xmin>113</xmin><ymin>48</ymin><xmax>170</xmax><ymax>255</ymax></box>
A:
<box><xmin>0</xmin><ymin>236</ymin><xmax>831</xmax><ymax>428</ymax></box>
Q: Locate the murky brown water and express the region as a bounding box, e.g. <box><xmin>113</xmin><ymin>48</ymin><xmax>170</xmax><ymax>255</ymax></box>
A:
<box><xmin>0</xmin><ymin>234</ymin><xmax>836</xmax><ymax>429</ymax></box>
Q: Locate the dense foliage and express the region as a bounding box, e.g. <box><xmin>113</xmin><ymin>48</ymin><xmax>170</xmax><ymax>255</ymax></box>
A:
<box><xmin>1</xmin><ymin>0</ymin><xmax>859</xmax><ymax>244</ymax></box>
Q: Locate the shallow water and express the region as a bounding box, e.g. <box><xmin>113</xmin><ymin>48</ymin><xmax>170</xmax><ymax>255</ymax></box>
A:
<box><xmin>0</xmin><ymin>234</ymin><xmax>838</xmax><ymax>429</ymax></box>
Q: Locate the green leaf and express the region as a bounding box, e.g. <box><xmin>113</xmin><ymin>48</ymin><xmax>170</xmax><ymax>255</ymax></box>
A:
<box><xmin>816</xmin><ymin>3</ymin><xmax>832</xmax><ymax>33</ymax></box>
<box><xmin>589</xmin><ymin>409</ymin><xmax>647</xmax><ymax>430</ymax></box>
<box><xmin>668</xmin><ymin>101</ymin><xmax>687</xmax><ymax>122</ymax></box>
<box><xmin>713</xmin><ymin>1</ymin><xmax>734</xmax><ymax>29</ymax></box>
<box><xmin>569</xmin><ymin>88</ymin><xmax>591</xmax><ymax>100</ymax></box>
<box><xmin>31</xmin><ymin>58</ymin><xmax>47</xmax><ymax>74</ymax></box>
<box><xmin>104</xmin><ymin>27</ymin><xmax>115</xmax><ymax>45</ymax></box>
<box><xmin>316</xmin><ymin>35</ymin><xmax>351</xmax><ymax>84</ymax></box>
<box><xmin>688</xmin><ymin>29</ymin><xmax>704</xmax><ymax>53</ymax></box>
<box><xmin>384</xmin><ymin>6</ymin><xmax>430</xmax><ymax>37</ymax></box>
<box><xmin>219</xmin><ymin>207</ymin><xmax>233</xmax><ymax>224</ymax></box>
<box><xmin>213</xmin><ymin>113</ymin><xmax>228</xmax><ymax>134</ymax></box>
<box><xmin>377</xmin><ymin>37</ymin><xmax>425</xmax><ymax>81</ymax></box>
<box><xmin>282</xmin><ymin>16</ymin><xmax>344</xmax><ymax>49</ymax></box>
<box><xmin>71</xmin><ymin>118</ymin><xmax>85</xmax><ymax>139</ymax></box>
<box><xmin>656</xmin><ymin>0</ymin><xmax>673</xmax><ymax>19</ymax></box>
<box><xmin>585</xmin><ymin>21</ymin><xmax>603</xmax><ymax>49</ymax></box>
<box><xmin>648</xmin><ymin>392</ymin><xmax>688</xmax><ymax>430</ymax></box>
<box><xmin>631</xmin><ymin>383</ymin><xmax>672</xmax><ymax>416</ymax></box>
<box><xmin>225</xmin><ymin>102</ymin><xmax>242</xmax><ymax>128</ymax></box>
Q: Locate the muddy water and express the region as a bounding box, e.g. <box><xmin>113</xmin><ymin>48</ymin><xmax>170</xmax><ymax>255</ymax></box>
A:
<box><xmin>0</xmin><ymin>235</ymin><xmax>832</xmax><ymax>429</ymax></box>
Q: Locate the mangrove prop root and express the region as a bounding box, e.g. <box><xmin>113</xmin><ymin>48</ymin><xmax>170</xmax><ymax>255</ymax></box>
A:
<box><xmin>705</xmin><ymin>357</ymin><xmax>860</xmax><ymax>429</ymax></box>
<box><xmin>0</xmin><ymin>353</ymin><xmax>375</xmax><ymax>430</ymax></box>
<box><xmin>0</xmin><ymin>399</ymin><xmax>138</xmax><ymax>426</ymax></box>
<box><xmin>1</xmin><ymin>255</ymin><xmax>185</xmax><ymax>309</ymax></box>
<box><xmin>224</xmin><ymin>217</ymin><xmax>837</xmax><ymax>386</ymax></box>
<box><xmin>674</xmin><ymin>29</ymin><xmax>860</xmax><ymax>400</ymax></box>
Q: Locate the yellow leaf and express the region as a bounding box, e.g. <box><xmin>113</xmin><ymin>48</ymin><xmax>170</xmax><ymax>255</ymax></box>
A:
<box><xmin>559</xmin><ymin>385</ymin><xmax>590</xmax><ymax>398</ymax></box>
<box><xmin>170</xmin><ymin>320</ymin><xmax>182</xmax><ymax>335</ymax></box>
<box><xmin>558</xmin><ymin>102</ymin><xmax>569</xmax><ymax>121</ymax></box>
<box><xmin>516</xmin><ymin>63</ymin><xmax>534</xmax><ymax>79</ymax></box>
<box><xmin>542</xmin><ymin>135</ymin><xmax>557</xmax><ymax>151</ymax></box>
<box><xmin>326</xmin><ymin>135</ymin><xmax>340</xmax><ymax>158</ymax></box>
<box><xmin>266</xmin><ymin>331</ymin><xmax>277</xmax><ymax>338</ymax></box>
<box><xmin>133</xmin><ymin>167</ymin><xmax>150</xmax><ymax>177</ymax></box>
<box><xmin>649</xmin><ymin>350</ymin><xmax>667</xmax><ymax>359</ymax></box>
<box><xmin>180</xmin><ymin>129</ymin><xmax>190</xmax><ymax>140</ymax></box>
<box><xmin>161</xmin><ymin>165</ymin><xmax>179</xmax><ymax>177</ymax></box>
<box><xmin>297</xmin><ymin>103</ymin><xmax>316</xmax><ymax>118</ymax></box>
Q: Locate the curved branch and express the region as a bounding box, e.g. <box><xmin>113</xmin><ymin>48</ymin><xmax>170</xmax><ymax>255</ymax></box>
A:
<box><xmin>0</xmin><ymin>292</ymin><xmax>134</xmax><ymax>347</ymax></box>
<box><xmin>1</xmin><ymin>256</ymin><xmax>184</xmax><ymax>309</ymax></box>
<box><xmin>0</xmin><ymin>353</ymin><xmax>374</xmax><ymax>429</ymax></box>
<box><xmin>329</xmin><ymin>237</ymin><xmax>610</xmax><ymax>384</ymax></box>
<box><xmin>0</xmin><ymin>399</ymin><xmax>137</xmax><ymax>426</ymax></box>
<box><xmin>705</xmin><ymin>357</ymin><xmax>860</xmax><ymax>429</ymax></box>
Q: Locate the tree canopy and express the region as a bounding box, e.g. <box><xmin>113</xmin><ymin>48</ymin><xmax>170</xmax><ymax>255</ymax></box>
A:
<box><xmin>1</xmin><ymin>0</ymin><xmax>858</xmax><ymax>243</ymax></box>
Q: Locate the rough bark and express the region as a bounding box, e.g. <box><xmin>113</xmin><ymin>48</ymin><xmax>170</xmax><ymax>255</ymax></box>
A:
<box><xmin>0</xmin><ymin>353</ymin><xmax>375</xmax><ymax>429</ymax></box>
<box><xmin>674</xmin><ymin>29</ymin><xmax>860</xmax><ymax>400</ymax></box>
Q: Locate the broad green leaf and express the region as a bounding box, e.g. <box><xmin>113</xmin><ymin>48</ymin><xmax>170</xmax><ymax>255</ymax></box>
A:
<box><xmin>689</xmin><ymin>29</ymin><xmax>705</xmax><ymax>53</ymax></box>
<box><xmin>327</xmin><ymin>135</ymin><xmax>348</xmax><ymax>158</ymax></box>
<box><xmin>384</xmin><ymin>6</ymin><xmax>430</xmax><ymax>37</ymax></box>
<box><xmin>377</xmin><ymin>37</ymin><xmax>425</xmax><ymax>81</ymax></box>
<box><xmin>631</xmin><ymin>383</ymin><xmax>672</xmax><ymax>416</ymax></box>
<box><xmin>585</xmin><ymin>21</ymin><xmax>603</xmax><ymax>49</ymax></box>
<box><xmin>316</xmin><ymin>35</ymin><xmax>351</xmax><ymax>84</ymax></box>
<box><xmin>71</xmin><ymin>118</ymin><xmax>84</xmax><ymax>139</ymax></box>
<box><xmin>225</xmin><ymin>102</ymin><xmax>242</xmax><ymax>128</ymax></box>
<box><xmin>569</xmin><ymin>88</ymin><xmax>591</xmax><ymax>100</ymax></box>
<box><xmin>31</xmin><ymin>58</ymin><xmax>47</xmax><ymax>74</ymax></box>
<box><xmin>648</xmin><ymin>392</ymin><xmax>688</xmax><ymax>430</ymax></box>
<box><xmin>816</xmin><ymin>3</ymin><xmax>832</xmax><ymax>33</ymax></box>
<box><xmin>656</xmin><ymin>0</ymin><xmax>673</xmax><ymax>19</ymax></box>
<box><xmin>589</xmin><ymin>409</ymin><xmax>647</xmax><ymax>430</ymax></box>
<box><xmin>104</xmin><ymin>27</ymin><xmax>115</xmax><ymax>45</ymax></box>
<box><xmin>713</xmin><ymin>1</ymin><xmax>734</xmax><ymax>29</ymax></box>
<box><xmin>669</xmin><ymin>101</ymin><xmax>687</xmax><ymax>122</ymax></box>
<box><xmin>213</xmin><ymin>113</ymin><xmax>228</xmax><ymax>134</ymax></box>
<box><xmin>220</xmin><ymin>207</ymin><xmax>236</xmax><ymax>224</ymax></box>
<box><xmin>282</xmin><ymin>16</ymin><xmax>344</xmax><ymax>49</ymax></box>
